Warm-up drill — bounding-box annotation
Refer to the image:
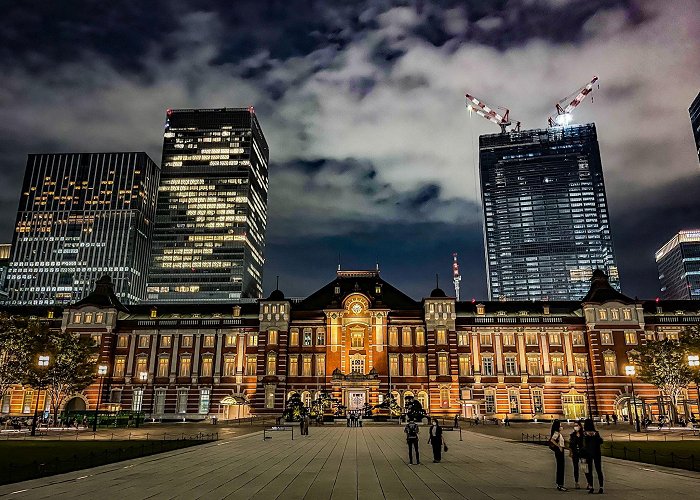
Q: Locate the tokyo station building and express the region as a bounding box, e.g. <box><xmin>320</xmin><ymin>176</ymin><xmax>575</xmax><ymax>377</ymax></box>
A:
<box><xmin>3</xmin><ymin>269</ymin><xmax>700</xmax><ymax>423</ymax></box>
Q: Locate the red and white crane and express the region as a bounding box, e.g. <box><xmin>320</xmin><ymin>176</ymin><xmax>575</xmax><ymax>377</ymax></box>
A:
<box><xmin>548</xmin><ymin>76</ymin><xmax>599</xmax><ymax>127</ymax></box>
<box><xmin>452</xmin><ymin>252</ymin><xmax>462</xmax><ymax>301</ymax></box>
<box><xmin>465</xmin><ymin>93</ymin><xmax>521</xmax><ymax>133</ymax></box>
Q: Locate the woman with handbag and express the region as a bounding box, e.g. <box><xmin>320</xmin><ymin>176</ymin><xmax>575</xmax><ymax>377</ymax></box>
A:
<box><xmin>583</xmin><ymin>418</ymin><xmax>604</xmax><ymax>494</ymax></box>
<box><xmin>549</xmin><ymin>419</ymin><xmax>568</xmax><ymax>491</ymax></box>
<box><xmin>428</xmin><ymin>418</ymin><xmax>444</xmax><ymax>463</ymax></box>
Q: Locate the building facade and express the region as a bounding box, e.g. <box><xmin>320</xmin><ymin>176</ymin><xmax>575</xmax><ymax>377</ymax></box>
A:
<box><xmin>479</xmin><ymin>124</ymin><xmax>619</xmax><ymax>301</ymax></box>
<box><xmin>690</xmin><ymin>91</ymin><xmax>700</xmax><ymax>164</ymax></box>
<box><xmin>2</xmin><ymin>269</ymin><xmax>699</xmax><ymax>424</ymax></box>
<box><xmin>656</xmin><ymin>230</ymin><xmax>700</xmax><ymax>300</ymax></box>
<box><xmin>4</xmin><ymin>153</ymin><xmax>159</xmax><ymax>306</ymax></box>
<box><xmin>147</xmin><ymin>108</ymin><xmax>269</xmax><ymax>303</ymax></box>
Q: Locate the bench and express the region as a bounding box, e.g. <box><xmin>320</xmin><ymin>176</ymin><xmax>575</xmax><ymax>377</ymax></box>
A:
<box><xmin>263</xmin><ymin>426</ymin><xmax>294</xmax><ymax>441</ymax></box>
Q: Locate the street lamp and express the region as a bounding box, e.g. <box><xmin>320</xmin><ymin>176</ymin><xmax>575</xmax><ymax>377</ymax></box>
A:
<box><xmin>688</xmin><ymin>354</ymin><xmax>700</xmax><ymax>419</ymax></box>
<box><xmin>582</xmin><ymin>370</ymin><xmax>593</xmax><ymax>418</ymax></box>
<box><xmin>625</xmin><ymin>365</ymin><xmax>641</xmax><ymax>433</ymax></box>
<box><xmin>92</xmin><ymin>364</ymin><xmax>108</xmax><ymax>432</ymax></box>
<box><xmin>31</xmin><ymin>355</ymin><xmax>51</xmax><ymax>437</ymax></box>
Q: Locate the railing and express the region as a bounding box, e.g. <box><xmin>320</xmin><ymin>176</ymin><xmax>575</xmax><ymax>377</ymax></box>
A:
<box><xmin>520</xmin><ymin>433</ymin><xmax>699</xmax><ymax>472</ymax></box>
<box><xmin>1</xmin><ymin>432</ymin><xmax>218</xmax><ymax>485</ymax></box>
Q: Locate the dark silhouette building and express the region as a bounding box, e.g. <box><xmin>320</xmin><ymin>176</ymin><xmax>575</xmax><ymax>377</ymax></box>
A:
<box><xmin>147</xmin><ymin>108</ymin><xmax>269</xmax><ymax>302</ymax></box>
<box><xmin>479</xmin><ymin>124</ymin><xmax>619</xmax><ymax>300</ymax></box>
<box><xmin>5</xmin><ymin>152</ymin><xmax>159</xmax><ymax>305</ymax></box>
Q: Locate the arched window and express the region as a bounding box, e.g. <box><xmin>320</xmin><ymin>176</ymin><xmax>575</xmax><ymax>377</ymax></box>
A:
<box><xmin>301</xmin><ymin>391</ymin><xmax>312</xmax><ymax>407</ymax></box>
<box><xmin>266</xmin><ymin>352</ymin><xmax>277</xmax><ymax>375</ymax></box>
<box><xmin>417</xmin><ymin>391</ymin><xmax>429</xmax><ymax>411</ymax></box>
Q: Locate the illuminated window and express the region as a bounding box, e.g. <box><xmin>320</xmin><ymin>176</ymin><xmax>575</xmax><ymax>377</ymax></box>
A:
<box><xmin>548</xmin><ymin>332</ymin><xmax>561</xmax><ymax>346</ymax></box>
<box><xmin>389</xmin><ymin>354</ymin><xmax>399</xmax><ymax>376</ymax></box>
<box><xmin>316</xmin><ymin>330</ymin><xmax>325</xmax><ymax>346</ymax></box>
<box><xmin>199</xmin><ymin>389</ymin><xmax>210</xmax><ymax>414</ymax></box>
<box><xmin>603</xmin><ymin>352</ymin><xmax>618</xmax><ymax>376</ymax></box>
<box><xmin>223</xmin><ymin>356</ymin><xmax>236</xmax><ymax>376</ymax></box>
<box><xmin>550</xmin><ymin>355</ymin><xmax>564</xmax><ymax>376</ymax></box>
<box><xmin>266</xmin><ymin>352</ymin><xmax>276</xmax><ymax>375</ymax></box>
<box><xmin>351</xmin><ymin>330</ymin><xmax>364</xmax><ymax>348</ymax></box>
<box><xmin>290</xmin><ymin>329</ymin><xmax>299</xmax><ymax>346</ymax></box>
<box><xmin>350</xmin><ymin>356</ymin><xmax>364</xmax><ymax>374</ymax></box>
<box><xmin>225</xmin><ymin>334</ymin><xmax>236</xmax><ymax>347</ymax></box>
<box><xmin>574</xmin><ymin>355</ymin><xmax>588</xmax><ymax>376</ymax></box>
<box><xmin>502</xmin><ymin>332</ymin><xmax>515</xmax><ymax>346</ymax></box>
<box><xmin>509</xmin><ymin>388</ymin><xmax>520</xmax><ymax>413</ymax></box>
<box><xmin>132</xmin><ymin>389</ymin><xmax>144</xmax><ymax>412</ymax></box>
<box><xmin>482</xmin><ymin>356</ymin><xmax>494</xmax><ymax>376</ymax></box>
<box><xmin>179</xmin><ymin>356</ymin><xmax>192</xmax><ymax>377</ymax></box>
<box><xmin>245</xmin><ymin>355</ymin><xmax>257</xmax><ymax>375</ymax></box>
<box><xmin>288</xmin><ymin>355</ymin><xmax>298</xmax><ymax>376</ymax></box>
<box><xmin>176</xmin><ymin>388</ymin><xmax>187</xmax><ymax>413</ymax></box>
<box><xmin>572</xmin><ymin>332</ymin><xmax>585</xmax><ymax>346</ymax></box>
<box><xmin>624</xmin><ymin>331</ymin><xmax>638</xmax><ymax>345</ymax></box>
<box><xmin>181</xmin><ymin>335</ymin><xmax>193</xmax><ymax>348</ymax></box>
<box><xmin>459</xmin><ymin>354</ymin><xmax>471</xmax><ymax>376</ymax></box>
<box><xmin>114</xmin><ymin>356</ymin><xmax>126</xmax><ymax>377</ymax></box>
<box><xmin>160</xmin><ymin>336</ymin><xmax>172</xmax><ymax>348</ymax></box>
<box><xmin>598</xmin><ymin>309</ymin><xmax>607</xmax><ymax>321</ymax></box>
<box><xmin>248</xmin><ymin>333</ymin><xmax>258</xmax><ymax>347</ymax></box>
<box><xmin>200</xmin><ymin>356</ymin><xmax>213</xmax><ymax>377</ymax></box>
<box><xmin>402</xmin><ymin>354</ymin><xmax>413</xmax><ymax>375</ymax></box>
<box><xmin>268</xmin><ymin>329</ymin><xmax>278</xmax><ymax>345</ymax></box>
<box><xmin>440</xmin><ymin>387</ymin><xmax>450</xmax><ymax>408</ymax></box>
<box><xmin>622</xmin><ymin>309</ymin><xmax>632</xmax><ymax>321</ymax></box>
<box><xmin>135</xmin><ymin>357</ymin><xmax>148</xmax><ymax>377</ymax></box>
<box><xmin>438</xmin><ymin>352</ymin><xmax>449</xmax><ymax>376</ymax></box>
<box><xmin>532</xmin><ymin>388</ymin><xmax>544</xmax><ymax>413</ymax></box>
<box><xmin>527</xmin><ymin>355</ymin><xmax>541</xmax><ymax>376</ymax></box>
<box><xmin>402</xmin><ymin>328</ymin><xmax>412</xmax><ymax>346</ymax></box>
<box><xmin>389</xmin><ymin>327</ymin><xmax>398</xmax><ymax>346</ymax></box>
<box><xmin>601</xmin><ymin>331</ymin><xmax>613</xmax><ymax>345</ymax></box>
<box><xmin>302</xmin><ymin>355</ymin><xmax>312</xmax><ymax>376</ymax></box>
<box><xmin>505</xmin><ymin>355</ymin><xmax>518</xmax><ymax>376</ymax></box>
<box><xmin>84</xmin><ymin>313</ymin><xmax>93</xmax><ymax>324</ymax></box>
<box><xmin>265</xmin><ymin>385</ymin><xmax>275</xmax><ymax>409</ymax></box>
<box><xmin>416</xmin><ymin>354</ymin><xmax>427</xmax><ymax>376</ymax></box>
<box><xmin>203</xmin><ymin>335</ymin><xmax>215</xmax><ymax>348</ymax></box>
<box><xmin>458</xmin><ymin>332</ymin><xmax>469</xmax><ymax>346</ymax></box>
<box><xmin>303</xmin><ymin>329</ymin><xmax>312</xmax><ymax>346</ymax></box>
<box><xmin>157</xmin><ymin>357</ymin><xmax>169</xmax><ymax>377</ymax></box>
<box><xmin>484</xmin><ymin>390</ymin><xmax>496</xmax><ymax>413</ymax></box>
<box><xmin>138</xmin><ymin>335</ymin><xmax>150</xmax><ymax>348</ymax></box>
<box><xmin>315</xmin><ymin>355</ymin><xmax>325</xmax><ymax>376</ymax></box>
<box><xmin>480</xmin><ymin>333</ymin><xmax>492</xmax><ymax>346</ymax></box>
<box><xmin>415</xmin><ymin>328</ymin><xmax>425</xmax><ymax>345</ymax></box>
<box><xmin>95</xmin><ymin>312</ymin><xmax>104</xmax><ymax>323</ymax></box>
<box><xmin>437</xmin><ymin>328</ymin><xmax>447</xmax><ymax>345</ymax></box>
<box><xmin>73</xmin><ymin>313</ymin><xmax>82</xmax><ymax>324</ymax></box>
<box><xmin>525</xmin><ymin>332</ymin><xmax>538</xmax><ymax>346</ymax></box>
<box><xmin>611</xmin><ymin>309</ymin><xmax>620</xmax><ymax>320</ymax></box>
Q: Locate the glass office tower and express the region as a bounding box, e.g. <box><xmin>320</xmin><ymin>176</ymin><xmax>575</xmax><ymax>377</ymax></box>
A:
<box><xmin>690</xmin><ymin>92</ymin><xmax>700</xmax><ymax>164</ymax></box>
<box><xmin>656</xmin><ymin>230</ymin><xmax>700</xmax><ymax>300</ymax></box>
<box><xmin>147</xmin><ymin>108</ymin><xmax>269</xmax><ymax>302</ymax></box>
<box><xmin>6</xmin><ymin>152</ymin><xmax>159</xmax><ymax>305</ymax></box>
<box><xmin>479</xmin><ymin>124</ymin><xmax>619</xmax><ymax>301</ymax></box>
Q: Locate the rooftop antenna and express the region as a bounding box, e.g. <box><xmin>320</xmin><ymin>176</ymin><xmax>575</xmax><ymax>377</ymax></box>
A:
<box><xmin>452</xmin><ymin>253</ymin><xmax>461</xmax><ymax>301</ymax></box>
<box><xmin>435</xmin><ymin>273</ymin><xmax>440</xmax><ymax>289</ymax></box>
<box><xmin>276</xmin><ymin>275</ymin><xmax>279</xmax><ymax>290</ymax></box>
<box><xmin>337</xmin><ymin>252</ymin><xmax>341</xmax><ymax>272</ymax></box>
<box><xmin>376</xmin><ymin>257</ymin><xmax>380</xmax><ymax>273</ymax></box>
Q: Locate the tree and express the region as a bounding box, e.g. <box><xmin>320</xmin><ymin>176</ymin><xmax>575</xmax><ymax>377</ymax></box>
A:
<box><xmin>283</xmin><ymin>393</ymin><xmax>307</xmax><ymax>421</ymax></box>
<box><xmin>25</xmin><ymin>322</ymin><xmax>97</xmax><ymax>421</ymax></box>
<box><xmin>630</xmin><ymin>337</ymin><xmax>692</xmax><ymax>423</ymax></box>
<box><xmin>0</xmin><ymin>314</ymin><xmax>34</xmax><ymax>403</ymax></box>
<box><xmin>404</xmin><ymin>396</ymin><xmax>427</xmax><ymax>422</ymax></box>
<box><xmin>374</xmin><ymin>393</ymin><xmax>402</xmax><ymax>416</ymax></box>
<box><xmin>679</xmin><ymin>326</ymin><xmax>700</xmax><ymax>416</ymax></box>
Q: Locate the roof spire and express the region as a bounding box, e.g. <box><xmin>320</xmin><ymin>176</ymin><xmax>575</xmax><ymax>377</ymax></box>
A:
<box><xmin>376</xmin><ymin>256</ymin><xmax>380</xmax><ymax>272</ymax></box>
<box><xmin>337</xmin><ymin>252</ymin><xmax>341</xmax><ymax>271</ymax></box>
<box><xmin>276</xmin><ymin>275</ymin><xmax>279</xmax><ymax>290</ymax></box>
<box><xmin>436</xmin><ymin>273</ymin><xmax>439</xmax><ymax>289</ymax></box>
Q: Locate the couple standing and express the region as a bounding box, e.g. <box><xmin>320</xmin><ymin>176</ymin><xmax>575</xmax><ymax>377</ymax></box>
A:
<box><xmin>404</xmin><ymin>418</ymin><xmax>447</xmax><ymax>464</ymax></box>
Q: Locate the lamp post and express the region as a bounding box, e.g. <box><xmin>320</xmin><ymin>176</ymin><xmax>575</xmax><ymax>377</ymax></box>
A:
<box><xmin>625</xmin><ymin>365</ymin><xmax>641</xmax><ymax>433</ymax></box>
<box><xmin>92</xmin><ymin>364</ymin><xmax>108</xmax><ymax>432</ymax></box>
<box><xmin>582</xmin><ymin>370</ymin><xmax>593</xmax><ymax>418</ymax></box>
<box><xmin>31</xmin><ymin>355</ymin><xmax>50</xmax><ymax>437</ymax></box>
<box><xmin>688</xmin><ymin>354</ymin><xmax>700</xmax><ymax>418</ymax></box>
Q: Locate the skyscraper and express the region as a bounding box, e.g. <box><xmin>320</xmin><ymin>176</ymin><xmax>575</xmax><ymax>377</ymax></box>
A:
<box><xmin>656</xmin><ymin>230</ymin><xmax>700</xmax><ymax>300</ymax></box>
<box><xmin>479</xmin><ymin>124</ymin><xmax>619</xmax><ymax>301</ymax></box>
<box><xmin>147</xmin><ymin>108</ymin><xmax>269</xmax><ymax>302</ymax></box>
<box><xmin>690</xmin><ymin>91</ymin><xmax>700</xmax><ymax>164</ymax></box>
<box><xmin>5</xmin><ymin>152</ymin><xmax>159</xmax><ymax>305</ymax></box>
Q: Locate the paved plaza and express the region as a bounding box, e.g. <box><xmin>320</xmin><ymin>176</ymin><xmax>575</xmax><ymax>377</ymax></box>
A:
<box><xmin>1</xmin><ymin>426</ymin><xmax>699</xmax><ymax>499</ymax></box>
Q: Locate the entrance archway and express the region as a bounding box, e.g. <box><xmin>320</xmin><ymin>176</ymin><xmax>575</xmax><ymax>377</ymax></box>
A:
<box><xmin>220</xmin><ymin>395</ymin><xmax>250</xmax><ymax>420</ymax></box>
<box><xmin>65</xmin><ymin>396</ymin><xmax>87</xmax><ymax>412</ymax></box>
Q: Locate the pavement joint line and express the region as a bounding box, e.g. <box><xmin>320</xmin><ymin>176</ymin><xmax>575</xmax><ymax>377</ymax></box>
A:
<box><xmin>298</xmin><ymin>426</ymin><xmax>349</xmax><ymax>500</ymax></box>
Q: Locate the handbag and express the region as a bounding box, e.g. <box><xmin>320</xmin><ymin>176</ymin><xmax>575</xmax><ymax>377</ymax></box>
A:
<box><xmin>443</xmin><ymin>442</ymin><xmax>448</xmax><ymax>452</ymax></box>
<box><xmin>548</xmin><ymin>434</ymin><xmax>560</xmax><ymax>452</ymax></box>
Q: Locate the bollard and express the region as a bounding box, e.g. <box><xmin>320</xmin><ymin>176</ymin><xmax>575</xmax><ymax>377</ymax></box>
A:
<box><xmin>459</xmin><ymin>427</ymin><xmax>463</xmax><ymax>441</ymax></box>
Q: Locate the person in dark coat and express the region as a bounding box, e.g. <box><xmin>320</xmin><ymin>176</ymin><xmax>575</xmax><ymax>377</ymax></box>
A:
<box><xmin>549</xmin><ymin>419</ymin><xmax>567</xmax><ymax>491</ymax></box>
<box><xmin>569</xmin><ymin>420</ymin><xmax>585</xmax><ymax>489</ymax></box>
<box><xmin>428</xmin><ymin>418</ymin><xmax>444</xmax><ymax>462</ymax></box>
<box><xmin>404</xmin><ymin>417</ymin><xmax>420</xmax><ymax>465</ymax></box>
<box><xmin>582</xmin><ymin>418</ymin><xmax>604</xmax><ymax>494</ymax></box>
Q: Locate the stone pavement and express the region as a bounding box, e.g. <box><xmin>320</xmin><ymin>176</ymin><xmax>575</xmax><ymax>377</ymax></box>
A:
<box><xmin>1</xmin><ymin>426</ymin><xmax>699</xmax><ymax>499</ymax></box>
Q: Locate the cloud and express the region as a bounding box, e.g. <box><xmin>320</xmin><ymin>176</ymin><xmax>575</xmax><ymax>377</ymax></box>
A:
<box><xmin>0</xmin><ymin>0</ymin><xmax>698</xmax><ymax>298</ymax></box>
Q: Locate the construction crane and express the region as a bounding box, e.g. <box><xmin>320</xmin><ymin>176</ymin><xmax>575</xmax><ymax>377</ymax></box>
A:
<box><xmin>465</xmin><ymin>93</ymin><xmax>521</xmax><ymax>133</ymax></box>
<box><xmin>548</xmin><ymin>76</ymin><xmax>599</xmax><ymax>127</ymax></box>
<box><xmin>452</xmin><ymin>253</ymin><xmax>461</xmax><ymax>301</ymax></box>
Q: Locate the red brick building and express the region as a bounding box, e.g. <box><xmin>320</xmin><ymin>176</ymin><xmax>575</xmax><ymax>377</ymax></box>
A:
<box><xmin>2</xmin><ymin>270</ymin><xmax>699</xmax><ymax>423</ymax></box>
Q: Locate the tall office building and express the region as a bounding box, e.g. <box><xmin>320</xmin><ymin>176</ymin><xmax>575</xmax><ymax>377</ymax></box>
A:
<box><xmin>147</xmin><ymin>108</ymin><xmax>269</xmax><ymax>302</ymax></box>
<box><xmin>6</xmin><ymin>152</ymin><xmax>159</xmax><ymax>305</ymax></box>
<box><xmin>656</xmin><ymin>230</ymin><xmax>700</xmax><ymax>300</ymax></box>
<box><xmin>479</xmin><ymin>124</ymin><xmax>619</xmax><ymax>301</ymax></box>
<box><xmin>690</xmin><ymin>92</ymin><xmax>700</xmax><ymax>163</ymax></box>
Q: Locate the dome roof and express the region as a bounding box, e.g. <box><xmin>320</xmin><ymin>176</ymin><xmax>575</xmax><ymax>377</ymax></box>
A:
<box><xmin>267</xmin><ymin>289</ymin><xmax>285</xmax><ymax>301</ymax></box>
<box><xmin>429</xmin><ymin>287</ymin><xmax>447</xmax><ymax>298</ymax></box>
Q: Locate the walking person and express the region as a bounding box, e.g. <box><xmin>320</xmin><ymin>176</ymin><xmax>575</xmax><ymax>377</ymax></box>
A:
<box><xmin>404</xmin><ymin>417</ymin><xmax>420</xmax><ymax>465</ymax></box>
<box><xmin>549</xmin><ymin>419</ymin><xmax>567</xmax><ymax>491</ymax></box>
<box><xmin>569</xmin><ymin>420</ymin><xmax>585</xmax><ymax>489</ymax></box>
<box><xmin>582</xmin><ymin>418</ymin><xmax>604</xmax><ymax>494</ymax></box>
<box><xmin>428</xmin><ymin>418</ymin><xmax>444</xmax><ymax>463</ymax></box>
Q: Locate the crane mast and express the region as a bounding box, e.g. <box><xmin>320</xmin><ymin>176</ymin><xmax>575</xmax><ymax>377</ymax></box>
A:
<box><xmin>465</xmin><ymin>93</ymin><xmax>521</xmax><ymax>133</ymax></box>
<box><xmin>548</xmin><ymin>76</ymin><xmax>599</xmax><ymax>127</ymax></box>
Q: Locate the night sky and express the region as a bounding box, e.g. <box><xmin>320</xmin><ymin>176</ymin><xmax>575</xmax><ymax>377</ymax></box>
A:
<box><xmin>1</xmin><ymin>0</ymin><xmax>698</xmax><ymax>300</ymax></box>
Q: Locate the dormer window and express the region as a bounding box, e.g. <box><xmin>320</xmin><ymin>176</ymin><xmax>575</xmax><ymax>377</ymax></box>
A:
<box><xmin>334</xmin><ymin>285</ymin><xmax>341</xmax><ymax>295</ymax></box>
<box><xmin>150</xmin><ymin>308</ymin><xmax>157</xmax><ymax>319</ymax></box>
<box><xmin>233</xmin><ymin>306</ymin><xmax>241</xmax><ymax>317</ymax></box>
<box><xmin>47</xmin><ymin>310</ymin><xmax>55</xmax><ymax>319</ymax></box>
<box><xmin>73</xmin><ymin>313</ymin><xmax>82</xmax><ymax>324</ymax></box>
<box><xmin>598</xmin><ymin>309</ymin><xmax>607</xmax><ymax>321</ymax></box>
<box><xmin>543</xmin><ymin>305</ymin><xmax>550</xmax><ymax>315</ymax></box>
<box><xmin>476</xmin><ymin>304</ymin><xmax>486</xmax><ymax>315</ymax></box>
<box><xmin>375</xmin><ymin>284</ymin><xmax>382</xmax><ymax>294</ymax></box>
